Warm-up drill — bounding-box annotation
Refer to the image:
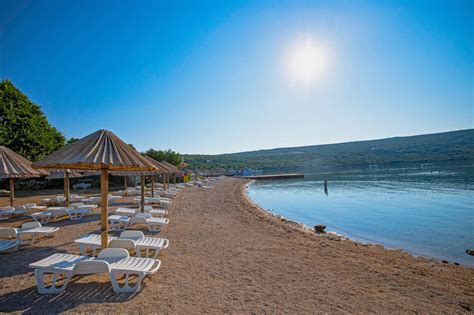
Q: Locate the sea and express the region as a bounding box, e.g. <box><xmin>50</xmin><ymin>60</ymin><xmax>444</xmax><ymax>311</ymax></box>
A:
<box><xmin>246</xmin><ymin>164</ymin><xmax>474</xmax><ymax>266</ymax></box>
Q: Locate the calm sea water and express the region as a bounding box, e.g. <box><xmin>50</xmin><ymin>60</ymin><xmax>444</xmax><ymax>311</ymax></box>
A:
<box><xmin>246</xmin><ymin>166</ymin><xmax>474</xmax><ymax>266</ymax></box>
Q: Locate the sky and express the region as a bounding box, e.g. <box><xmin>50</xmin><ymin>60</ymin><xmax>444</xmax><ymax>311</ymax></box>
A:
<box><xmin>0</xmin><ymin>0</ymin><xmax>473</xmax><ymax>154</ymax></box>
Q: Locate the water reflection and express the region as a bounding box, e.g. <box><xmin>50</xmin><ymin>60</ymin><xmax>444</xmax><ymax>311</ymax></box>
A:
<box><xmin>247</xmin><ymin>165</ymin><xmax>474</xmax><ymax>266</ymax></box>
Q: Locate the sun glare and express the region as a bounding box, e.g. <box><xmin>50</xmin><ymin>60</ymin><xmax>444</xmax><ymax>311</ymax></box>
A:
<box><xmin>286</xmin><ymin>37</ymin><xmax>327</xmax><ymax>85</ymax></box>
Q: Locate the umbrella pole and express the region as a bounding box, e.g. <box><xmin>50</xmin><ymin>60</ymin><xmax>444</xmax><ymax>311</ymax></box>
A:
<box><xmin>151</xmin><ymin>175</ymin><xmax>155</xmax><ymax>197</ymax></box>
<box><xmin>64</xmin><ymin>171</ymin><xmax>70</xmax><ymax>207</ymax></box>
<box><xmin>9</xmin><ymin>178</ymin><xmax>14</xmax><ymax>207</ymax></box>
<box><xmin>140</xmin><ymin>175</ymin><xmax>145</xmax><ymax>213</ymax></box>
<box><xmin>101</xmin><ymin>169</ymin><xmax>109</xmax><ymax>249</ymax></box>
<box><xmin>162</xmin><ymin>174</ymin><xmax>166</xmax><ymax>191</ymax></box>
<box><xmin>124</xmin><ymin>175</ymin><xmax>128</xmax><ymax>189</ymax></box>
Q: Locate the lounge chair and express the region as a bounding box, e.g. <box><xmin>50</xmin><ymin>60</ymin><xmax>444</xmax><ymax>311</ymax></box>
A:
<box><xmin>108</xmin><ymin>213</ymin><xmax>168</xmax><ymax>232</ymax></box>
<box><xmin>114</xmin><ymin>207</ymin><xmax>138</xmax><ymax>217</ymax></box>
<box><xmin>29</xmin><ymin>248</ymin><xmax>161</xmax><ymax>294</ymax></box>
<box><xmin>0</xmin><ymin>227</ymin><xmax>21</xmax><ymax>252</ymax></box>
<box><xmin>24</xmin><ymin>203</ymin><xmax>47</xmax><ymax>211</ymax></box>
<box><xmin>144</xmin><ymin>206</ymin><xmax>168</xmax><ymax>217</ymax></box>
<box><xmin>13</xmin><ymin>205</ymin><xmax>27</xmax><ymax>216</ymax></box>
<box><xmin>74</xmin><ymin>231</ymin><xmax>169</xmax><ymax>258</ymax></box>
<box><xmin>108</xmin><ymin>215</ymin><xmax>130</xmax><ymax>231</ymax></box>
<box><xmin>130</xmin><ymin>213</ymin><xmax>169</xmax><ymax>232</ymax></box>
<box><xmin>19</xmin><ymin>222</ymin><xmax>59</xmax><ymax>242</ymax></box>
<box><xmin>0</xmin><ymin>207</ymin><xmax>15</xmax><ymax>220</ymax></box>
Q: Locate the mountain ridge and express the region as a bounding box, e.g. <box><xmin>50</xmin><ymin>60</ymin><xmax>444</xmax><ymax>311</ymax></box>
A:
<box><xmin>184</xmin><ymin>129</ymin><xmax>474</xmax><ymax>170</ymax></box>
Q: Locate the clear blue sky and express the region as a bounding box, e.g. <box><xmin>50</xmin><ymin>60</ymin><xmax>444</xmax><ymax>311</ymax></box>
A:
<box><xmin>1</xmin><ymin>0</ymin><xmax>472</xmax><ymax>154</ymax></box>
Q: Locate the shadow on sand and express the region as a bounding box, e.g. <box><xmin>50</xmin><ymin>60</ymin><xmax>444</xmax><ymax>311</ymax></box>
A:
<box><xmin>0</xmin><ymin>277</ymin><xmax>139</xmax><ymax>313</ymax></box>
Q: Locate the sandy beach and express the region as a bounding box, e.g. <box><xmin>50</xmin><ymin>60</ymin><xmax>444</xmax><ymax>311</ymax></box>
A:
<box><xmin>0</xmin><ymin>177</ymin><xmax>473</xmax><ymax>313</ymax></box>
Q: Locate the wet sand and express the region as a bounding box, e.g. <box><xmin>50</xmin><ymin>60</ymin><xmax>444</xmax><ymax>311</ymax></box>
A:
<box><xmin>0</xmin><ymin>177</ymin><xmax>473</xmax><ymax>313</ymax></box>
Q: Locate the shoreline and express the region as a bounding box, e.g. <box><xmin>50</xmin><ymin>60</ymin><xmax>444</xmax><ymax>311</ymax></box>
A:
<box><xmin>244</xmin><ymin>179</ymin><xmax>473</xmax><ymax>268</ymax></box>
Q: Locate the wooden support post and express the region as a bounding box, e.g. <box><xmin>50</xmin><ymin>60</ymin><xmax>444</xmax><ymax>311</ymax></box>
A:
<box><xmin>124</xmin><ymin>175</ymin><xmax>128</xmax><ymax>189</ymax></box>
<box><xmin>64</xmin><ymin>171</ymin><xmax>70</xmax><ymax>207</ymax></box>
<box><xmin>100</xmin><ymin>169</ymin><xmax>109</xmax><ymax>249</ymax></box>
<box><xmin>151</xmin><ymin>175</ymin><xmax>155</xmax><ymax>197</ymax></box>
<box><xmin>140</xmin><ymin>175</ymin><xmax>145</xmax><ymax>213</ymax></box>
<box><xmin>9</xmin><ymin>178</ymin><xmax>14</xmax><ymax>207</ymax></box>
<box><xmin>162</xmin><ymin>174</ymin><xmax>166</xmax><ymax>191</ymax></box>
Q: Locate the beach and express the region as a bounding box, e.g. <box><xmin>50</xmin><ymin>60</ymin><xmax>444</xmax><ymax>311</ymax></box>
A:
<box><xmin>0</xmin><ymin>177</ymin><xmax>473</xmax><ymax>313</ymax></box>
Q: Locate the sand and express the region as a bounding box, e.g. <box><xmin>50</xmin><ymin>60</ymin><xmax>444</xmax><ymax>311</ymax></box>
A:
<box><xmin>0</xmin><ymin>177</ymin><xmax>473</xmax><ymax>313</ymax></box>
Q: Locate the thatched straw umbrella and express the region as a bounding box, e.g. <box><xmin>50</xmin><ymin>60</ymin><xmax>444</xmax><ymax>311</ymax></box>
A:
<box><xmin>46</xmin><ymin>169</ymin><xmax>82</xmax><ymax>206</ymax></box>
<box><xmin>0</xmin><ymin>146</ymin><xmax>46</xmax><ymax>206</ymax></box>
<box><xmin>33</xmin><ymin>130</ymin><xmax>157</xmax><ymax>249</ymax></box>
<box><xmin>160</xmin><ymin>160</ymin><xmax>183</xmax><ymax>183</ymax></box>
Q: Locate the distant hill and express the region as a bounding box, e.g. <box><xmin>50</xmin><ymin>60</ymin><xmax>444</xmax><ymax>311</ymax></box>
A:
<box><xmin>184</xmin><ymin>129</ymin><xmax>474</xmax><ymax>171</ymax></box>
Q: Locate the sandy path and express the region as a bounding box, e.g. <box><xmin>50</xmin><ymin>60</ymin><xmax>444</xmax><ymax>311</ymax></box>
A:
<box><xmin>0</xmin><ymin>178</ymin><xmax>473</xmax><ymax>313</ymax></box>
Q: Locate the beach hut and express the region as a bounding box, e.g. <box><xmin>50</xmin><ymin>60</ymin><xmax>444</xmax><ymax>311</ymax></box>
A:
<box><xmin>0</xmin><ymin>146</ymin><xmax>45</xmax><ymax>206</ymax></box>
<box><xmin>46</xmin><ymin>169</ymin><xmax>82</xmax><ymax>206</ymax></box>
<box><xmin>33</xmin><ymin>129</ymin><xmax>157</xmax><ymax>249</ymax></box>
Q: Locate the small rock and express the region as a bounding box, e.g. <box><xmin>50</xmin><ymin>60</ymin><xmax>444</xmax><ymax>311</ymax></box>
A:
<box><xmin>442</xmin><ymin>260</ymin><xmax>449</xmax><ymax>264</ymax></box>
<box><xmin>314</xmin><ymin>224</ymin><xmax>326</xmax><ymax>233</ymax></box>
<box><xmin>466</xmin><ymin>249</ymin><xmax>474</xmax><ymax>256</ymax></box>
<box><xmin>459</xmin><ymin>302</ymin><xmax>471</xmax><ymax>312</ymax></box>
<box><xmin>454</xmin><ymin>262</ymin><xmax>460</xmax><ymax>266</ymax></box>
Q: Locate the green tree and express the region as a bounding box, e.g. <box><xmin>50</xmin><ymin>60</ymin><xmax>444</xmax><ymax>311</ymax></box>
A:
<box><xmin>144</xmin><ymin>148</ymin><xmax>182</xmax><ymax>167</ymax></box>
<box><xmin>0</xmin><ymin>80</ymin><xmax>65</xmax><ymax>161</ymax></box>
<box><xmin>66</xmin><ymin>137</ymin><xmax>79</xmax><ymax>145</ymax></box>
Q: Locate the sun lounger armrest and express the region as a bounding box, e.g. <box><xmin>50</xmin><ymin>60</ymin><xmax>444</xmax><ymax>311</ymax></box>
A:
<box><xmin>147</xmin><ymin>259</ymin><xmax>161</xmax><ymax>274</ymax></box>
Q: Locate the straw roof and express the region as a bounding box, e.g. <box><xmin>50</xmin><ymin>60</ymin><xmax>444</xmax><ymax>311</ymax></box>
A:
<box><xmin>46</xmin><ymin>169</ymin><xmax>83</xmax><ymax>180</ymax></box>
<box><xmin>160</xmin><ymin>160</ymin><xmax>184</xmax><ymax>175</ymax></box>
<box><xmin>144</xmin><ymin>156</ymin><xmax>168</xmax><ymax>174</ymax></box>
<box><xmin>0</xmin><ymin>146</ymin><xmax>45</xmax><ymax>178</ymax></box>
<box><xmin>33</xmin><ymin>130</ymin><xmax>157</xmax><ymax>171</ymax></box>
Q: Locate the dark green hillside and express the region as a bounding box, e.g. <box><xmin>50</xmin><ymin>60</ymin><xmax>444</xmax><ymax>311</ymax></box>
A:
<box><xmin>184</xmin><ymin>129</ymin><xmax>474</xmax><ymax>170</ymax></box>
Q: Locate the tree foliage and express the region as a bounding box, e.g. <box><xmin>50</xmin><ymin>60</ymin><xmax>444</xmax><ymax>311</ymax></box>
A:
<box><xmin>66</xmin><ymin>137</ymin><xmax>79</xmax><ymax>145</ymax></box>
<box><xmin>0</xmin><ymin>80</ymin><xmax>65</xmax><ymax>161</ymax></box>
<box><xmin>143</xmin><ymin>148</ymin><xmax>182</xmax><ymax>167</ymax></box>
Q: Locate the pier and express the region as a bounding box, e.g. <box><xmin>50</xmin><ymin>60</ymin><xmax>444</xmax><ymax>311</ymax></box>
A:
<box><xmin>241</xmin><ymin>173</ymin><xmax>304</xmax><ymax>180</ymax></box>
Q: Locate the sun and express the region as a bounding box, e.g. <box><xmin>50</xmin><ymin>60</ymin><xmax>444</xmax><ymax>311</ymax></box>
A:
<box><xmin>286</xmin><ymin>37</ymin><xmax>327</xmax><ymax>85</ymax></box>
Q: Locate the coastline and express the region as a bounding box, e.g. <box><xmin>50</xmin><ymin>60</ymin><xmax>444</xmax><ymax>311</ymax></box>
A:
<box><xmin>1</xmin><ymin>177</ymin><xmax>473</xmax><ymax>313</ymax></box>
<box><xmin>244</xmin><ymin>178</ymin><xmax>474</xmax><ymax>267</ymax></box>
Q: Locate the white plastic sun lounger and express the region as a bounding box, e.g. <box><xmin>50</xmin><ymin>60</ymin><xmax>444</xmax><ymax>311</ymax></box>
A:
<box><xmin>109</xmin><ymin>213</ymin><xmax>168</xmax><ymax>232</ymax></box>
<box><xmin>108</xmin><ymin>215</ymin><xmax>130</xmax><ymax>231</ymax></box>
<box><xmin>25</xmin><ymin>203</ymin><xmax>47</xmax><ymax>211</ymax></box>
<box><xmin>144</xmin><ymin>206</ymin><xmax>168</xmax><ymax>217</ymax></box>
<box><xmin>19</xmin><ymin>222</ymin><xmax>59</xmax><ymax>242</ymax></box>
<box><xmin>0</xmin><ymin>207</ymin><xmax>15</xmax><ymax>220</ymax></box>
<box><xmin>0</xmin><ymin>227</ymin><xmax>21</xmax><ymax>252</ymax></box>
<box><xmin>29</xmin><ymin>248</ymin><xmax>161</xmax><ymax>294</ymax></box>
<box><xmin>114</xmin><ymin>207</ymin><xmax>138</xmax><ymax>217</ymax></box>
<box><xmin>130</xmin><ymin>213</ymin><xmax>169</xmax><ymax>232</ymax></box>
<box><xmin>74</xmin><ymin>231</ymin><xmax>169</xmax><ymax>258</ymax></box>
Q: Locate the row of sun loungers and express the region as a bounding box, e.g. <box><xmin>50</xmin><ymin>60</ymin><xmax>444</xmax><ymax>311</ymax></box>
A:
<box><xmin>0</xmin><ymin>180</ymin><xmax>200</xmax><ymax>295</ymax></box>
